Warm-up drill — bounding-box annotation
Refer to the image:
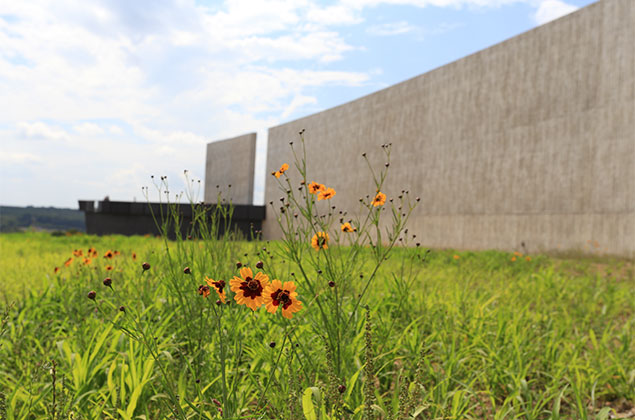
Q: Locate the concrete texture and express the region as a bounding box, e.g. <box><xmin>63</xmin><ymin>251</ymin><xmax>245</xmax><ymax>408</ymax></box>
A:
<box><xmin>263</xmin><ymin>0</ymin><xmax>634</xmax><ymax>257</ymax></box>
<box><xmin>204</xmin><ymin>133</ymin><xmax>257</xmax><ymax>204</ymax></box>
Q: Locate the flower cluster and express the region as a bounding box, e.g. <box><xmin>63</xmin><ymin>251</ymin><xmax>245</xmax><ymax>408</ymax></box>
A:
<box><xmin>308</xmin><ymin>181</ymin><xmax>336</xmax><ymax>201</ymax></box>
<box><xmin>199</xmin><ymin>266</ymin><xmax>302</xmax><ymax>319</ymax></box>
<box><xmin>54</xmin><ymin>247</ymin><xmax>137</xmax><ymax>273</ymax></box>
<box><xmin>272</xmin><ymin>162</ymin><xmax>390</xmax><ymax>252</ymax></box>
<box><xmin>272</xmin><ymin>163</ymin><xmax>289</xmax><ymax>178</ymax></box>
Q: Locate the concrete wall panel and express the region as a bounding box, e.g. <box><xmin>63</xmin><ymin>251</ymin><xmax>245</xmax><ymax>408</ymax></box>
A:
<box><xmin>263</xmin><ymin>0</ymin><xmax>634</xmax><ymax>257</ymax></box>
<box><xmin>204</xmin><ymin>133</ymin><xmax>256</xmax><ymax>205</ymax></box>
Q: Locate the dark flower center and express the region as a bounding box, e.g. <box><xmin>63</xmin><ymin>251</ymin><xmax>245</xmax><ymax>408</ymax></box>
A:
<box><xmin>246</xmin><ymin>277</ymin><xmax>259</xmax><ymax>290</ymax></box>
<box><xmin>271</xmin><ymin>289</ymin><xmax>292</xmax><ymax>309</ymax></box>
<box><xmin>198</xmin><ymin>285</ymin><xmax>210</xmax><ymax>296</ymax></box>
<box><xmin>213</xmin><ymin>280</ymin><xmax>225</xmax><ymax>293</ymax></box>
<box><xmin>240</xmin><ymin>277</ymin><xmax>263</xmax><ymax>299</ymax></box>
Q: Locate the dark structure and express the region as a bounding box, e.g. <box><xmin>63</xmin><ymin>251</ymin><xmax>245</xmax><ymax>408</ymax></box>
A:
<box><xmin>78</xmin><ymin>200</ymin><xmax>265</xmax><ymax>239</ymax></box>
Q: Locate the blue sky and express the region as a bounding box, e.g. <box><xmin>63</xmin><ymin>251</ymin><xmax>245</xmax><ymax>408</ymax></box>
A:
<box><xmin>0</xmin><ymin>0</ymin><xmax>596</xmax><ymax>208</ymax></box>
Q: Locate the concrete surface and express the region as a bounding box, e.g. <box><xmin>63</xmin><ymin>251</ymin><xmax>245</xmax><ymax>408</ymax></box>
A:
<box><xmin>204</xmin><ymin>133</ymin><xmax>257</xmax><ymax>205</ymax></box>
<box><xmin>263</xmin><ymin>0</ymin><xmax>634</xmax><ymax>257</ymax></box>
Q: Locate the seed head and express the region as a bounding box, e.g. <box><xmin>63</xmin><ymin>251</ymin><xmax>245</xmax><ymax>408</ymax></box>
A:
<box><xmin>119</xmin><ymin>306</ymin><xmax>125</xmax><ymax>312</ymax></box>
<box><xmin>142</xmin><ymin>262</ymin><xmax>151</xmax><ymax>271</ymax></box>
<box><xmin>256</xmin><ymin>261</ymin><xmax>264</xmax><ymax>269</ymax></box>
<box><xmin>328</xmin><ymin>281</ymin><xmax>336</xmax><ymax>287</ymax></box>
<box><xmin>338</xmin><ymin>385</ymin><xmax>346</xmax><ymax>394</ymax></box>
<box><xmin>236</xmin><ymin>261</ymin><xmax>242</xmax><ymax>268</ymax></box>
<box><xmin>87</xmin><ymin>290</ymin><xmax>96</xmax><ymax>300</ymax></box>
<box><xmin>269</xmin><ymin>341</ymin><xmax>276</xmax><ymax>348</ymax></box>
<box><xmin>103</xmin><ymin>277</ymin><xmax>112</xmax><ymax>287</ymax></box>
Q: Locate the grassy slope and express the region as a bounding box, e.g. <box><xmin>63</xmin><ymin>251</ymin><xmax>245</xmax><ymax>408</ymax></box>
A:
<box><xmin>0</xmin><ymin>206</ymin><xmax>85</xmax><ymax>233</ymax></box>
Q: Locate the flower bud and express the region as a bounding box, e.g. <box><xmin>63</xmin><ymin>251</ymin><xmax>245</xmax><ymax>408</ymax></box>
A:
<box><xmin>119</xmin><ymin>306</ymin><xmax>125</xmax><ymax>312</ymax></box>
<box><xmin>183</xmin><ymin>267</ymin><xmax>191</xmax><ymax>274</ymax></box>
<box><xmin>236</xmin><ymin>261</ymin><xmax>242</xmax><ymax>268</ymax></box>
<box><xmin>142</xmin><ymin>262</ymin><xmax>151</xmax><ymax>271</ymax></box>
<box><xmin>256</xmin><ymin>261</ymin><xmax>264</xmax><ymax>269</ymax></box>
<box><xmin>87</xmin><ymin>290</ymin><xmax>96</xmax><ymax>300</ymax></box>
<box><xmin>328</xmin><ymin>281</ymin><xmax>335</xmax><ymax>287</ymax></box>
<box><xmin>103</xmin><ymin>277</ymin><xmax>112</xmax><ymax>287</ymax></box>
<box><xmin>338</xmin><ymin>385</ymin><xmax>346</xmax><ymax>394</ymax></box>
<box><xmin>269</xmin><ymin>341</ymin><xmax>276</xmax><ymax>348</ymax></box>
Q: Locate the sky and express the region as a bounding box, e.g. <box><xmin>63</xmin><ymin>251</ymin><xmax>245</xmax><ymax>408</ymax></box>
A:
<box><xmin>0</xmin><ymin>0</ymin><xmax>596</xmax><ymax>208</ymax></box>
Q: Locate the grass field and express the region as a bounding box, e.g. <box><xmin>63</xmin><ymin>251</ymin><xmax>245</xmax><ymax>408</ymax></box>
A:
<box><xmin>1</xmin><ymin>144</ymin><xmax>634</xmax><ymax>419</ymax></box>
<box><xmin>1</xmin><ymin>230</ymin><xmax>633</xmax><ymax>419</ymax></box>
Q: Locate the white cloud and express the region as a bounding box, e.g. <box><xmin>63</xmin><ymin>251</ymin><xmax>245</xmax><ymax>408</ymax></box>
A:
<box><xmin>73</xmin><ymin>122</ymin><xmax>104</xmax><ymax>137</ymax></box>
<box><xmin>17</xmin><ymin>122</ymin><xmax>70</xmax><ymax>141</ymax></box>
<box><xmin>533</xmin><ymin>0</ymin><xmax>579</xmax><ymax>25</ymax></box>
<box><xmin>367</xmin><ymin>21</ymin><xmax>417</xmax><ymax>36</ymax></box>
<box><xmin>306</xmin><ymin>4</ymin><xmax>363</xmax><ymax>26</ymax></box>
<box><xmin>109</xmin><ymin>125</ymin><xmax>124</xmax><ymax>135</ymax></box>
<box><xmin>282</xmin><ymin>95</ymin><xmax>318</xmax><ymax>118</ymax></box>
<box><xmin>0</xmin><ymin>152</ymin><xmax>43</xmax><ymax>164</ymax></box>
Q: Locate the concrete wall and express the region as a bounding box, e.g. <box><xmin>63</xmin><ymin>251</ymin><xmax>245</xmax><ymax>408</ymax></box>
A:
<box><xmin>263</xmin><ymin>0</ymin><xmax>634</xmax><ymax>257</ymax></box>
<box><xmin>205</xmin><ymin>133</ymin><xmax>256</xmax><ymax>204</ymax></box>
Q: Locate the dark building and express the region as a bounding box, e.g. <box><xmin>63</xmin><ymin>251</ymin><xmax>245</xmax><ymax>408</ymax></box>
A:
<box><xmin>78</xmin><ymin>200</ymin><xmax>265</xmax><ymax>239</ymax></box>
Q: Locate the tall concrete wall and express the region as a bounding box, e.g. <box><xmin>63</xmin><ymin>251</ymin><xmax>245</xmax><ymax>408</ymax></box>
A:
<box><xmin>205</xmin><ymin>133</ymin><xmax>256</xmax><ymax>205</ymax></box>
<box><xmin>263</xmin><ymin>0</ymin><xmax>634</xmax><ymax>257</ymax></box>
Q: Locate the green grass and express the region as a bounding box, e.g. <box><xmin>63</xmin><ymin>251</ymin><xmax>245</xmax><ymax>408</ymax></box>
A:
<box><xmin>0</xmin><ymin>231</ymin><xmax>633</xmax><ymax>419</ymax></box>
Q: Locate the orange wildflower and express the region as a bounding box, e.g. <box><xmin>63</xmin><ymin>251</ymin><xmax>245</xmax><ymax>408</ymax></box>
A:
<box><xmin>341</xmin><ymin>222</ymin><xmax>356</xmax><ymax>233</ymax></box>
<box><xmin>104</xmin><ymin>250</ymin><xmax>114</xmax><ymax>259</ymax></box>
<box><xmin>318</xmin><ymin>187</ymin><xmax>336</xmax><ymax>201</ymax></box>
<box><xmin>308</xmin><ymin>182</ymin><xmax>325</xmax><ymax>194</ymax></box>
<box><xmin>105</xmin><ymin>265</ymin><xmax>113</xmax><ymax>271</ymax></box>
<box><xmin>513</xmin><ymin>251</ymin><xmax>523</xmax><ymax>257</ymax></box>
<box><xmin>198</xmin><ymin>285</ymin><xmax>211</xmax><ymax>298</ymax></box>
<box><xmin>114</xmin><ymin>250</ymin><xmax>121</xmax><ymax>256</ymax></box>
<box><xmin>64</xmin><ymin>257</ymin><xmax>73</xmax><ymax>267</ymax></box>
<box><xmin>83</xmin><ymin>258</ymin><xmax>92</xmax><ymax>265</ymax></box>
<box><xmin>372</xmin><ymin>192</ymin><xmax>386</xmax><ymax>207</ymax></box>
<box><xmin>54</xmin><ymin>267</ymin><xmax>60</xmax><ymax>274</ymax></box>
<box><xmin>511</xmin><ymin>256</ymin><xmax>517</xmax><ymax>262</ymax></box>
<box><xmin>205</xmin><ymin>276</ymin><xmax>227</xmax><ymax>303</ymax></box>
<box><xmin>73</xmin><ymin>249</ymin><xmax>83</xmax><ymax>257</ymax></box>
<box><xmin>273</xmin><ymin>163</ymin><xmax>290</xmax><ymax>178</ymax></box>
<box><xmin>311</xmin><ymin>232</ymin><xmax>329</xmax><ymax>251</ymax></box>
<box><xmin>525</xmin><ymin>256</ymin><xmax>532</xmax><ymax>262</ymax></box>
<box><xmin>264</xmin><ymin>280</ymin><xmax>303</xmax><ymax>319</ymax></box>
<box><xmin>453</xmin><ymin>255</ymin><xmax>460</xmax><ymax>260</ymax></box>
<box><xmin>229</xmin><ymin>267</ymin><xmax>270</xmax><ymax>311</ymax></box>
<box><xmin>132</xmin><ymin>252</ymin><xmax>137</xmax><ymax>260</ymax></box>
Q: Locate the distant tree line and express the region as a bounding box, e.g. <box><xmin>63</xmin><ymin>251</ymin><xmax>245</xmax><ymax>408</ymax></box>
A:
<box><xmin>0</xmin><ymin>206</ymin><xmax>85</xmax><ymax>233</ymax></box>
